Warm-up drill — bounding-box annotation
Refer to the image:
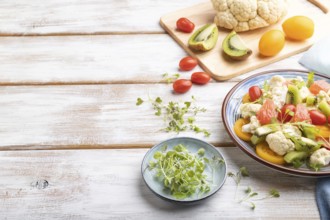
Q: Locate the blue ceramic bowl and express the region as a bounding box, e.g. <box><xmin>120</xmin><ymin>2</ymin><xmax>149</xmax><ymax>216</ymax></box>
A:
<box><xmin>222</xmin><ymin>69</ymin><xmax>330</xmax><ymax>177</ymax></box>
<box><xmin>141</xmin><ymin>137</ymin><xmax>227</xmax><ymax>204</ymax></box>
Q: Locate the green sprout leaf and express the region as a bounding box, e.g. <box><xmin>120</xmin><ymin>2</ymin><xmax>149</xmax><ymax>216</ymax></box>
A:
<box><xmin>162</xmin><ymin>72</ymin><xmax>180</xmax><ymax>84</ymax></box>
<box><xmin>136</xmin><ymin>96</ymin><xmax>210</xmax><ymax>136</ymax></box>
<box><xmin>155</xmin><ymin>97</ymin><xmax>162</xmax><ymax>104</ymax></box>
<box><xmin>197</xmin><ymin>148</ymin><xmax>205</xmax><ymax>156</ymax></box>
<box><xmin>136</xmin><ymin>98</ymin><xmax>144</xmax><ymax>106</ymax></box>
<box><xmin>269</xmin><ymin>189</ymin><xmax>280</xmax><ymax>198</ymax></box>
<box><xmin>240</xmin><ymin>167</ymin><xmax>249</xmax><ymax>177</ymax></box>
<box><xmin>250</xmin><ymin>202</ymin><xmax>256</xmax><ymax>210</ymax></box>
<box><xmin>229</xmin><ymin>167</ymin><xmax>281</xmax><ymax>211</ymax></box>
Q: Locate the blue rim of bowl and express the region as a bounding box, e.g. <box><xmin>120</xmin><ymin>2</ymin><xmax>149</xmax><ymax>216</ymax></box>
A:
<box><xmin>222</xmin><ymin>69</ymin><xmax>330</xmax><ymax>177</ymax></box>
<box><xmin>141</xmin><ymin>137</ymin><xmax>227</xmax><ymax>204</ymax></box>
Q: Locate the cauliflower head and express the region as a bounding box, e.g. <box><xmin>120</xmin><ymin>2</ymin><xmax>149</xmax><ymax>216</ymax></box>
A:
<box><xmin>211</xmin><ymin>0</ymin><xmax>288</xmax><ymax>32</ymax></box>
<box><xmin>266</xmin><ymin>131</ymin><xmax>294</xmax><ymax>156</ymax></box>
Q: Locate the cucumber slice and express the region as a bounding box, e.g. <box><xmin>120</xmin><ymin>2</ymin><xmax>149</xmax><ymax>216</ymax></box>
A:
<box><xmin>284</xmin><ymin>151</ymin><xmax>308</xmax><ymax>164</ymax></box>
<box><xmin>251</xmin><ymin>135</ymin><xmax>265</xmax><ymax>145</ymax></box>
<box><xmin>306</xmin><ymin>95</ymin><xmax>316</xmax><ymax>106</ymax></box>
<box><xmin>255</xmin><ymin>124</ymin><xmax>280</xmax><ymax>136</ymax></box>
<box><xmin>318</xmin><ymin>100</ymin><xmax>330</xmax><ymax>116</ymax></box>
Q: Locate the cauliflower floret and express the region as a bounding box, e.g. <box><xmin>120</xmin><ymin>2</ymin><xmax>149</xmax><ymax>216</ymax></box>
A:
<box><xmin>310</xmin><ymin>148</ymin><xmax>330</xmax><ymax>166</ymax></box>
<box><xmin>242</xmin><ymin>116</ymin><xmax>261</xmax><ymax>134</ymax></box>
<box><xmin>266</xmin><ymin>131</ymin><xmax>295</xmax><ymax>156</ymax></box>
<box><xmin>239</xmin><ymin>103</ymin><xmax>262</xmax><ymax>118</ymax></box>
<box><xmin>282</xmin><ymin>124</ymin><xmax>301</xmax><ymax>138</ymax></box>
<box><xmin>318</xmin><ymin>90</ymin><xmax>330</xmax><ymax>103</ymax></box>
<box><xmin>262</xmin><ymin>75</ymin><xmax>287</xmax><ymax>108</ymax></box>
<box><xmin>300</xmin><ymin>86</ymin><xmax>311</xmax><ymax>101</ymax></box>
<box><xmin>211</xmin><ymin>0</ymin><xmax>288</xmax><ymax>32</ymax></box>
<box><xmin>271</xmin><ymin>86</ymin><xmax>288</xmax><ymax>109</ymax></box>
<box><xmin>269</xmin><ymin>75</ymin><xmax>286</xmax><ymax>89</ymax></box>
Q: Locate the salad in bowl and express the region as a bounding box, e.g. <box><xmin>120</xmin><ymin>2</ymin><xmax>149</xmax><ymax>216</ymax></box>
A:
<box><xmin>222</xmin><ymin>70</ymin><xmax>330</xmax><ymax>176</ymax></box>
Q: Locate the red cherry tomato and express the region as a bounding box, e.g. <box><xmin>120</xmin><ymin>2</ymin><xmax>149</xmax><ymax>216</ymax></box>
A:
<box><xmin>191</xmin><ymin>72</ymin><xmax>211</xmax><ymax>85</ymax></box>
<box><xmin>179</xmin><ymin>56</ymin><xmax>197</xmax><ymax>71</ymax></box>
<box><xmin>176</xmin><ymin>17</ymin><xmax>195</xmax><ymax>33</ymax></box>
<box><xmin>248</xmin><ymin>86</ymin><xmax>262</xmax><ymax>102</ymax></box>
<box><xmin>278</xmin><ymin>104</ymin><xmax>296</xmax><ymax>123</ymax></box>
<box><xmin>309</xmin><ymin>110</ymin><xmax>327</xmax><ymax>125</ymax></box>
<box><xmin>173</xmin><ymin>79</ymin><xmax>192</xmax><ymax>94</ymax></box>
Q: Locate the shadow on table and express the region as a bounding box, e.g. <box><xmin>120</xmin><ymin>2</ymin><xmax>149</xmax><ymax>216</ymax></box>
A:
<box><xmin>138</xmin><ymin>177</ymin><xmax>215</xmax><ymax>213</ymax></box>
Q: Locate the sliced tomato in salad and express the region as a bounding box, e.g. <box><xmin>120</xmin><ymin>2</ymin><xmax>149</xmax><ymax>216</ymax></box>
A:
<box><xmin>242</xmin><ymin>93</ymin><xmax>250</xmax><ymax>103</ymax></box>
<box><xmin>257</xmin><ymin>99</ymin><xmax>277</xmax><ymax>125</ymax></box>
<box><xmin>293</xmin><ymin>104</ymin><xmax>311</xmax><ymax>123</ymax></box>
<box><xmin>309</xmin><ymin>80</ymin><xmax>330</xmax><ymax>95</ymax></box>
<box><xmin>256</xmin><ymin>142</ymin><xmax>285</xmax><ymax>165</ymax></box>
<box><xmin>233</xmin><ymin>118</ymin><xmax>252</xmax><ymax>141</ymax></box>
<box><xmin>316</xmin><ymin>125</ymin><xmax>330</xmax><ymax>138</ymax></box>
<box><xmin>278</xmin><ymin>104</ymin><xmax>296</xmax><ymax>123</ymax></box>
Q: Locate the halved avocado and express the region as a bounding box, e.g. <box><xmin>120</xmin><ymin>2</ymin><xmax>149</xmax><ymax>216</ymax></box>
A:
<box><xmin>222</xmin><ymin>31</ymin><xmax>252</xmax><ymax>60</ymax></box>
<box><xmin>188</xmin><ymin>24</ymin><xmax>218</xmax><ymax>51</ymax></box>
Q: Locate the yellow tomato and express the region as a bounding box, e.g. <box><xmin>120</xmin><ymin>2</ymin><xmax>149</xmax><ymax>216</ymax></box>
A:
<box><xmin>242</xmin><ymin>93</ymin><xmax>250</xmax><ymax>104</ymax></box>
<box><xmin>259</xmin><ymin>30</ymin><xmax>285</xmax><ymax>57</ymax></box>
<box><xmin>256</xmin><ymin>142</ymin><xmax>285</xmax><ymax>165</ymax></box>
<box><xmin>233</xmin><ymin>118</ymin><xmax>252</xmax><ymax>141</ymax></box>
<box><xmin>282</xmin><ymin>16</ymin><xmax>314</xmax><ymax>41</ymax></box>
<box><xmin>316</xmin><ymin>125</ymin><xmax>330</xmax><ymax>138</ymax></box>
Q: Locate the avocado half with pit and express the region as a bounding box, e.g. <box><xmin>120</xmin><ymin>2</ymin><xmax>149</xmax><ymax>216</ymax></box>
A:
<box><xmin>222</xmin><ymin>31</ymin><xmax>252</xmax><ymax>60</ymax></box>
<box><xmin>188</xmin><ymin>24</ymin><xmax>219</xmax><ymax>52</ymax></box>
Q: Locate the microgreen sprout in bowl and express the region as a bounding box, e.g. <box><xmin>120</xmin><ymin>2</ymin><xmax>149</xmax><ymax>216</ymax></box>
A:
<box><xmin>141</xmin><ymin>137</ymin><xmax>227</xmax><ymax>204</ymax></box>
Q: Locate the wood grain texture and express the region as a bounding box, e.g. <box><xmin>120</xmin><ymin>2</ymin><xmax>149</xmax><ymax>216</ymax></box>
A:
<box><xmin>0</xmin><ymin>35</ymin><xmax>305</xmax><ymax>85</ymax></box>
<box><xmin>0</xmin><ymin>147</ymin><xmax>319</xmax><ymax>219</ymax></box>
<box><xmin>0</xmin><ymin>83</ymin><xmax>238</xmax><ymax>150</ymax></box>
<box><xmin>160</xmin><ymin>0</ymin><xmax>330</xmax><ymax>81</ymax></box>
<box><xmin>0</xmin><ymin>0</ymin><xmax>202</xmax><ymax>35</ymax></box>
<box><xmin>0</xmin><ymin>0</ymin><xmax>326</xmax><ymax>35</ymax></box>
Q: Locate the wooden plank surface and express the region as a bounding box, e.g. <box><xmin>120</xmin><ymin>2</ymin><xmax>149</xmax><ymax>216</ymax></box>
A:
<box><xmin>0</xmin><ymin>83</ymin><xmax>239</xmax><ymax>150</ymax></box>
<box><xmin>0</xmin><ymin>0</ymin><xmax>324</xmax><ymax>219</ymax></box>
<box><xmin>0</xmin><ymin>0</ymin><xmax>325</xmax><ymax>35</ymax></box>
<box><xmin>160</xmin><ymin>0</ymin><xmax>330</xmax><ymax>81</ymax></box>
<box><xmin>0</xmin><ymin>35</ymin><xmax>305</xmax><ymax>85</ymax></box>
<box><xmin>0</xmin><ymin>0</ymin><xmax>202</xmax><ymax>35</ymax></box>
<box><xmin>0</xmin><ymin>147</ymin><xmax>319</xmax><ymax>219</ymax></box>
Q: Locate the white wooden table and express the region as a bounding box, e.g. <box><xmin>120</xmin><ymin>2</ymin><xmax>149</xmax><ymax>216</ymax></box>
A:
<box><xmin>0</xmin><ymin>1</ymin><xmax>327</xmax><ymax>219</ymax></box>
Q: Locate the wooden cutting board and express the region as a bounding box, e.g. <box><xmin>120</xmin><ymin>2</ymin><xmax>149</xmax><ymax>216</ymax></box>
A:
<box><xmin>160</xmin><ymin>0</ymin><xmax>330</xmax><ymax>81</ymax></box>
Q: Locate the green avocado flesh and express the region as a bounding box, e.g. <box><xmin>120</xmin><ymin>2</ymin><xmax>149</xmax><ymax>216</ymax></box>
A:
<box><xmin>188</xmin><ymin>24</ymin><xmax>219</xmax><ymax>51</ymax></box>
<box><xmin>222</xmin><ymin>31</ymin><xmax>252</xmax><ymax>60</ymax></box>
